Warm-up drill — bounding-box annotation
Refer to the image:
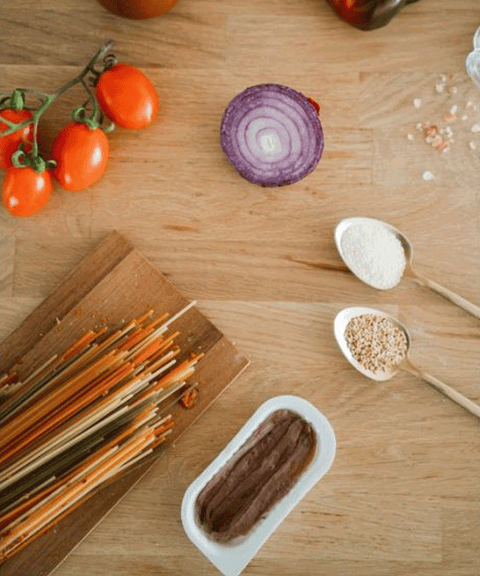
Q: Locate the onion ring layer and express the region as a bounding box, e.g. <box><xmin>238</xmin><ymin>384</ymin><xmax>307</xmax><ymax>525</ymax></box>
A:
<box><xmin>220</xmin><ymin>84</ymin><xmax>324</xmax><ymax>187</ymax></box>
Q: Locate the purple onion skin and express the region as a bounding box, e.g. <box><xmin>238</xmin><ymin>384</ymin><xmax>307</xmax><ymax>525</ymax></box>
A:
<box><xmin>220</xmin><ymin>84</ymin><xmax>324</xmax><ymax>188</ymax></box>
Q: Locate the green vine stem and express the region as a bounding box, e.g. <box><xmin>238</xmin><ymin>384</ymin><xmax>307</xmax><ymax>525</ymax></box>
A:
<box><xmin>0</xmin><ymin>39</ymin><xmax>115</xmax><ymax>171</ymax></box>
<box><xmin>0</xmin><ymin>116</ymin><xmax>19</xmax><ymax>129</ymax></box>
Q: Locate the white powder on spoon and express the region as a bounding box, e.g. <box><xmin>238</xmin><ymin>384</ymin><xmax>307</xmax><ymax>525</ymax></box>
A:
<box><xmin>340</xmin><ymin>220</ymin><xmax>406</xmax><ymax>289</ymax></box>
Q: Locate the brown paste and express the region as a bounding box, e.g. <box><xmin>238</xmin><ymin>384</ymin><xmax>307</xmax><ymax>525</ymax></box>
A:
<box><xmin>195</xmin><ymin>409</ymin><xmax>316</xmax><ymax>543</ymax></box>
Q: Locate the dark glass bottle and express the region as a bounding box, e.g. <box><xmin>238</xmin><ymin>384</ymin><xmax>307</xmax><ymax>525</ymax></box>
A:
<box><xmin>324</xmin><ymin>0</ymin><xmax>422</xmax><ymax>30</ymax></box>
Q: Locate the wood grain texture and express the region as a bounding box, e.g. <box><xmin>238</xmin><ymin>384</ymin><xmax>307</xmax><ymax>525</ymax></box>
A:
<box><xmin>0</xmin><ymin>0</ymin><xmax>479</xmax><ymax>575</ymax></box>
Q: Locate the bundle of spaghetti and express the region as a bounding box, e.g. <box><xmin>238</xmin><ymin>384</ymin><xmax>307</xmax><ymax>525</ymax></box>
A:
<box><xmin>0</xmin><ymin>301</ymin><xmax>203</xmax><ymax>562</ymax></box>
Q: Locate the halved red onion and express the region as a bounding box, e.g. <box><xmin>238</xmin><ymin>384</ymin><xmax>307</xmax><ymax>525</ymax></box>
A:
<box><xmin>220</xmin><ymin>84</ymin><xmax>324</xmax><ymax>187</ymax></box>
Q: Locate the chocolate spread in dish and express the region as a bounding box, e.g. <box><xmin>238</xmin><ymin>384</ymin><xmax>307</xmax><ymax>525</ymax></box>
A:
<box><xmin>195</xmin><ymin>409</ymin><xmax>317</xmax><ymax>543</ymax></box>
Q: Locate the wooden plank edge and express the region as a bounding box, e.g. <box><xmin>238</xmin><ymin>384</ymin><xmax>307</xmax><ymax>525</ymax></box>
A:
<box><xmin>0</xmin><ymin>231</ymin><xmax>133</xmax><ymax>371</ymax></box>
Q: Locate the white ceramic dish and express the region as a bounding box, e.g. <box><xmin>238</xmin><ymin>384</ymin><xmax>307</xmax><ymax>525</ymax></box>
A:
<box><xmin>181</xmin><ymin>395</ymin><xmax>336</xmax><ymax>576</ymax></box>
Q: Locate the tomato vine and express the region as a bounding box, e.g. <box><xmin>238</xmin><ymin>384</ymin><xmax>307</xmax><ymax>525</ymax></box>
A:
<box><xmin>0</xmin><ymin>39</ymin><xmax>117</xmax><ymax>173</ymax></box>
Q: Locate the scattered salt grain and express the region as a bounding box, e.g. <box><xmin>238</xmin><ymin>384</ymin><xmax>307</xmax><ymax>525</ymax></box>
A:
<box><xmin>422</xmin><ymin>171</ymin><xmax>435</xmax><ymax>180</ymax></box>
<box><xmin>469</xmin><ymin>141</ymin><xmax>477</xmax><ymax>151</ymax></box>
<box><xmin>411</xmin><ymin>78</ymin><xmax>480</xmax><ymax>156</ymax></box>
<box><xmin>340</xmin><ymin>220</ymin><xmax>406</xmax><ymax>290</ymax></box>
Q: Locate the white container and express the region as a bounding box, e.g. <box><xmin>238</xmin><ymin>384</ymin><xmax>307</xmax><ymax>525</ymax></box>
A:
<box><xmin>181</xmin><ymin>395</ymin><xmax>336</xmax><ymax>576</ymax></box>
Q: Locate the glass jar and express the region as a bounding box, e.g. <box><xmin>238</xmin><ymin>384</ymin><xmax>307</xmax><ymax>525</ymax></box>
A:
<box><xmin>466</xmin><ymin>26</ymin><xmax>480</xmax><ymax>89</ymax></box>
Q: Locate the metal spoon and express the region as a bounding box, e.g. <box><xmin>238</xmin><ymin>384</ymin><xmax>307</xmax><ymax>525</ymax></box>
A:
<box><xmin>334</xmin><ymin>306</ymin><xmax>480</xmax><ymax>418</ymax></box>
<box><xmin>334</xmin><ymin>217</ymin><xmax>480</xmax><ymax>319</ymax></box>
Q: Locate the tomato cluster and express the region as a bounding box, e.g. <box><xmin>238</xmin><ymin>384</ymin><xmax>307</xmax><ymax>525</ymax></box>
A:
<box><xmin>0</xmin><ymin>62</ymin><xmax>157</xmax><ymax>217</ymax></box>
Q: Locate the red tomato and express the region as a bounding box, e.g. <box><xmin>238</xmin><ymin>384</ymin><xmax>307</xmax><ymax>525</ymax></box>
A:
<box><xmin>2</xmin><ymin>167</ymin><xmax>52</xmax><ymax>217</ymax></box>
<box><xmin>51</xmin><ymin>123</ymin><xmax>109</xmax><ymax>191</ymax></box>
<box><xmin>96</xmin><ymin>64</ymin><xmax>158</xmax><ymax>129</ymax></box>
<box><xmin>0</xmin><ymin>108</ymin><xmax>34</xmax><ymax>170</ymax></box>
<box><xmin>95</xmin><ymin>0</ymin><xmax>180</xmax><ymax>19</ymax></box>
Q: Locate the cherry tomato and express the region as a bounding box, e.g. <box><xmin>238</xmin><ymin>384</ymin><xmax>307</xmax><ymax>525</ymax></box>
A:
<box><xmin>96</xmin><ymin>63</ymin><xmax>158</xmax><ymax>129</ymax></box>
<box><xmin>2</xmin><ymin>167</ymin><xmax>52</xmax><ymax>217</ymax></box>
<box><xmin>0</xmin><ymin>108</ymin><xmax>34</xmax><ymax>170</ymax></box>
<box><xmin>51</xmin><ymin>122</ymin><xmax>109</xmax><ymax>191</ymax></box>
<box><xmin>95</xmin><ymin>0</ymin><xmax>180</xmax><ymax>19</ymax></box>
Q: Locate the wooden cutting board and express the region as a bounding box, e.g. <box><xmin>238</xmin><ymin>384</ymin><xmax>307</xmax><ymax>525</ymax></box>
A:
<box><xmin>0</xmin><ymin>230</ymin><xmax>250</xmax><ymax>576</ymax></box>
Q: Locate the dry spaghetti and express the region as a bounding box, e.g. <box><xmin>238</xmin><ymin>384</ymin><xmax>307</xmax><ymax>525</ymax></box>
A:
<box><xmin>0</xmin><ymin>302</ymin><xmax>202</xmax><ymax>562</ymax></box>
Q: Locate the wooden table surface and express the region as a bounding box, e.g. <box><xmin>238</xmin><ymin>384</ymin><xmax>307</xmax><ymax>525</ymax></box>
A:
<box><xmin>1</xmin><ymin>1</ymin><xmax>479</xmax><ymax>575</ymax></box>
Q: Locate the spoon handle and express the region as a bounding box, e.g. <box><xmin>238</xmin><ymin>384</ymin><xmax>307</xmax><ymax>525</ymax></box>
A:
<box><xmin>405</xmin><ymin>364</ymin><xmax>480</xmax><ymax>418</ymax></box>
<box><xmin>411</xmin><ymin>271</ymin><xmax>480</xmax><ymax>319</ymax></box>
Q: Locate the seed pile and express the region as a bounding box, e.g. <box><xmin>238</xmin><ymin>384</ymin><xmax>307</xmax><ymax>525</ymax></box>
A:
<box><xmin>344</xmin><ymin>314</ymin><xmax>408</xmax><ymax>375</ymax></box>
